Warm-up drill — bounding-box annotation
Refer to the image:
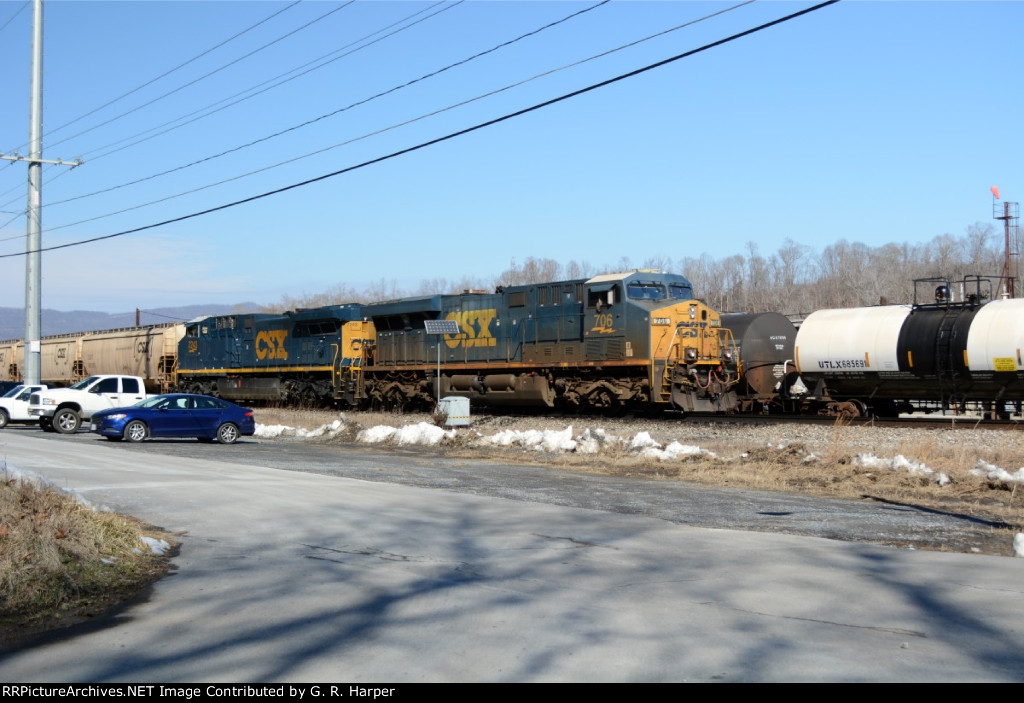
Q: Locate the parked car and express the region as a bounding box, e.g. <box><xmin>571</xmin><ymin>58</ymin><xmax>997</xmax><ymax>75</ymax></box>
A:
<box><xmin>90</xmin><ymin>394</ymin><xmax>256</xmax><ymax>444</ymax></box>
<box><xmin>0</xmin><ymin>384</ymin><xmax>49</xmax><ymax>429</ymax></box>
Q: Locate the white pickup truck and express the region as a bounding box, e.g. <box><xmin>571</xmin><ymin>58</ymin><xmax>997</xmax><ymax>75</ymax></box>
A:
<box><xmin>0</xmin><ymin>384</ymin><xmax>49</xmax><ymax>429</ymax></box>
<box><xmin>29</xmin><ymin>375</ymin><xmax>149</xmax><ymax>434</ymax></box>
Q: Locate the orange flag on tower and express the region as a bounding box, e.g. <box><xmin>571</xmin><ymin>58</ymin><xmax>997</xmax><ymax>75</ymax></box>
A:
<box><xmin>991</xmin><ymin>185</ymin><xmax>1001</xmax><ymax>199</ymax></box>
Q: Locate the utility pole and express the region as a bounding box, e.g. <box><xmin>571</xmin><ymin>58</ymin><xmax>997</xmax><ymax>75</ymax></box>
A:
<box><xmin>0</xmin><ymin>0</ymin><xmax>81</xmax><ymax>384</ymax></box>
<box><xmin>992</xmin><ymin>186</ymin><xmax>1020</xmax><ymax>299</ymax></box>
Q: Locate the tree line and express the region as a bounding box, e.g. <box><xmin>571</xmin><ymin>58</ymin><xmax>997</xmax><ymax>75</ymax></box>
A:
<box><xmin>261</xmin><ymin>223</ymin><xmax>1016</xmax><ymax>317</ymax></box>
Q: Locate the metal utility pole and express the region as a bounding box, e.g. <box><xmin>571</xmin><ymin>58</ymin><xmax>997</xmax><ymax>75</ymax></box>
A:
<box><xmin>992</xmin><ymin>187</ymin><xmax>1020</xmax><ymax>299</ymax></box>
<box><xmin>0</xmin><ymin>0</ymin><xmax>81</xmax><ymax>383</ymax></box>
<box><xmin>23</xmin><ymin>0</ymin><xmax>43</xmax><ymax>384</ymax></box>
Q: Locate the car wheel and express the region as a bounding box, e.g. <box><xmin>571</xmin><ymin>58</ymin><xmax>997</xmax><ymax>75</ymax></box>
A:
<box><xmin>0</xmin><ymin>408</ymin><xmax>8</xmax><ymax>429</ymax></box>
<box><xmin>216</xmin><ymin>422</ymin><xmax>239</xmax><ymax>444</ymax></box>
<box><xmin>124</xmin><ymin>420</ymin><xmax>148</xmax><ymax>443</ymax></box>
<box><xmin>54</xmin><ymin>408</ymin><xmax>81</xmax><ymax>434</ymax></box>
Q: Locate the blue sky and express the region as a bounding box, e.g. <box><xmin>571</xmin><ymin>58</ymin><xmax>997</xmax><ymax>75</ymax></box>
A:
<box><xmin>0</xmin><ymin>0</ymin><xmax>1019</xmax><ymax>313</ymax></box>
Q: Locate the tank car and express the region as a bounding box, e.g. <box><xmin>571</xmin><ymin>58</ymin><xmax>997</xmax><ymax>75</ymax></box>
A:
<box><xmin>720</xmin><ymin>312</ymin><xmax>798</xmax><ymax>413</ymax></box>
<box><xmin>794</xmin><ymin>276</ymin><xmax>1024</xmax><ymax>417</ymax></box>
<box><xmin>177</xmin><ymin>305</ymin><xmax>364</xmax><ymax>405</ymax></box>
<box><xmin>358</xmin><ymin>270</ymin><xmax>739</xmax><ymax>413</ymax></box>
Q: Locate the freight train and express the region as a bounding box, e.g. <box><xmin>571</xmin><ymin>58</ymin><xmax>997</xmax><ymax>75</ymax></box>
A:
<box><xmin>3</xmin><ymin>273</ymin><xmax>1024</xmax><ymax>419</ymax></box>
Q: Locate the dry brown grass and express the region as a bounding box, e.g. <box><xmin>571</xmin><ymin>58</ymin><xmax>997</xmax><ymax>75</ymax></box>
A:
<box><xmin>0</xmin><ymin>468</ymin><xmax>176</xmax><ymax>647</ymax></box>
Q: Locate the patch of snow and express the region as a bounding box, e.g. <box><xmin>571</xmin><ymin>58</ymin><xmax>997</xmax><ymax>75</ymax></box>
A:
<box><xmin>139</xmin><ymin>536</ymin><xmax>171</xmax><ymax>556</ymax></box>
<box><xmin>853</xmin><ymin>453</ymin><xmax>949</xmax><ymax>486</ymax></box>
<box><xmin>629</xmin><ymin>432</ymin><xmax>661</xmax><ymax>450</ymax></box>
<box><xmin>641</xmin><ymin>442</ymin><xmax>713</xmax><ymax>461</ymax></box>
<box><xmin>357</xmin><ymin>422</ymin><xmax>454</xmax><ymax>446</ymax></box>
<box><xmin>971</xmin><ymin>459</ymin><xmax>1024</xmax><ymax>484</ymax></box>
<box><xmin>256</xmin><ymin>420</ymin><xmax>347</xmax><ymax>440</ymax></box>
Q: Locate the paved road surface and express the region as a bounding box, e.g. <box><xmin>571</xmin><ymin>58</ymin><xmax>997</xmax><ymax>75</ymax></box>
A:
<box><xmin>0</xmin><ymin>431</ymin><xmax>1022</xmax><ymax>682</ymax></box>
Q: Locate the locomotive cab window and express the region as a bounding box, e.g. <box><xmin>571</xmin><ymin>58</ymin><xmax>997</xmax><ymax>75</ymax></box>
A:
<box><xmin>669</xmin><ymin>283</ymin><xmax>692</xmax><ymax>300</ymax></box>
<box><xmin>588</xmin><ymin>285</ymin><xmax>618</xmax><ymax>309</ymax></box>
<box><xmin>627</xmin><ymin>282</ymin><xmax>666</xmax><ymax>300</ymax></box>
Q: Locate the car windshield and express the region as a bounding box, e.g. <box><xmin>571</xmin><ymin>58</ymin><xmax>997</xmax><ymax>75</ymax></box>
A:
<box><xmin>2</xmin><ymin>385</ymin><xmax>25</xmax><ymax>399</ymax></box>
<box><xmin>69</xmin><ymin>376</ymin><xmax>100</xmax><ymax>390</ymax></box>
<box><xmin>133</xmin><ymin>396</ymin><xmax>169</xmax><ymax>408</ymax></box>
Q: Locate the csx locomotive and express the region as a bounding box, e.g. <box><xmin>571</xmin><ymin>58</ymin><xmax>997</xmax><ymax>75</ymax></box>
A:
<box><xmin>176</xmin><ymin>270</ymin><xmax>741</xmax><ymax>413</ymax></box>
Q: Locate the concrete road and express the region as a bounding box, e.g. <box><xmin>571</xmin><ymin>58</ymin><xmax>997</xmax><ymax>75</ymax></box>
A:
<box><xmin>0</xmin><ymin>431</ymin><xmax>1022</xmax><ymax>682</ymax></box>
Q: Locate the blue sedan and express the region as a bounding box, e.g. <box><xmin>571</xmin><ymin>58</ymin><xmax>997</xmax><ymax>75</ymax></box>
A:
<box><xmin>91</xmin><ymin>394</ymin><xmax>256</xmax><ymax>444</ymax></box>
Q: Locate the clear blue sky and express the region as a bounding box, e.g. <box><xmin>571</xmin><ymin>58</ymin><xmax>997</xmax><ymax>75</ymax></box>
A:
<box><xmin>0</xmin><ymin>0</ymin><xmax>1019</xmax><ymax>313</ymax></box>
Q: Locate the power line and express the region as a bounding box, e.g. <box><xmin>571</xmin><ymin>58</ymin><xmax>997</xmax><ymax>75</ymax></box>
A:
<box><xmin>0</xmin><ymin>1</ymin><xmax>28</xmax><ymax>36</ymax></box>
<box><xmin>0</xmin><ymin>0</ymin><xmax>839</xmax><ymax>259</ymax></box>
<box><xmin>38</xmin><ymin>1</ymin><xmax>304</xmax><ymax>144</ymax></box>
<box><xmin>45</xmin><ymin>0</ymin><xmax>603</xmax><ymax>210</ymax></box>
<box><xmin>65</xmin><ymin>1</ymin><xmax>461</xmax><ymax>163</ymax></box>
<box><xmin>36</xmin><ymin>0</ymin><xmax>749</xmax><ymax>236</ymax></box>
<box><xmin>0</xmin><ymin>0</ymin><xmax>460</xmax><ymax>214</ymax></box>
<box><xmin>42</xmin><ymin>1</ymin><xmax>355</xmax><ymax>153</ymax></box>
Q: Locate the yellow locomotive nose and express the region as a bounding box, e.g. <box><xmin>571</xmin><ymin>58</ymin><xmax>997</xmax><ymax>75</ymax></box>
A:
<box><xmin>649</xmin><ymin>299</ymin><xmax>738</xmax><ymax>412</ymax></box>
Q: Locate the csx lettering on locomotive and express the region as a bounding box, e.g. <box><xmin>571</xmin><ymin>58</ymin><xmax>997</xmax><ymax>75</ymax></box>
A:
<box><xmin>444</xmin><ymin>310</ymin><xmax>497</xmax><ymax>348</ymax></box>
<box><xmin>256</xmin><ymin>330</ymin><xmax>289</xmax><ymax>360</ymax></box>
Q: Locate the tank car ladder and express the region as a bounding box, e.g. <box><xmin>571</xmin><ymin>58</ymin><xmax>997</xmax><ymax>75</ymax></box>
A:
<box><xmin>934</xmin><ymin>308</ymin><xmax>963</xmax><ymax>411</ymax></box>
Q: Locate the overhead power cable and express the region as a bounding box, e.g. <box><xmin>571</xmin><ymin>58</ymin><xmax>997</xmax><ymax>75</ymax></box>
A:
<box><xmin>43</xmin><ymin>1</ymin><xmax>355</xmax><ymax>153</ymax></box>
<box><xmin>63</xmin><ymin>1</ymin><xmax>462</xmax><ymax>164</ymax></box>
<box><xmin>38</xmin><ymin>1</ymin><xmax>304</xmax><ymax>143</ymax></box>
<box><xmin>0</xmin><ymin>1</ymin><xmax>28</xmax><ymax>36</ymax></box>
<box><xmin>0</xmin><ymin>0</ymin><xmax>839</xmax><ymax>259</ymax></box>
<box><xmin>0</xmin><ymin>0</ymin><xmax>461</xmax><ymax>213</ymax></box>
<box><xmin>46</xmin><ymin>0</ymin><xmax>606</xmax><ymax>209</ymax></box>
<box><xmin>36</xmin><ymin>0</ymin><xmax>750</xmax><ymax>234</ymax></box>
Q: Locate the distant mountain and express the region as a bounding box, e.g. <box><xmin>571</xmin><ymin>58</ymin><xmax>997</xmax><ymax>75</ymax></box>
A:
<box><xmin>0</xmin><ymin>303</ymin><xmax>260</xmax><ymax>341</ymax></box>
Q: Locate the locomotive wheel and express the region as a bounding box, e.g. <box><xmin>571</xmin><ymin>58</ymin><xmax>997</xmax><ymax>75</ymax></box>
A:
<box><xmin>124</xmin><ymin>420</ymin><xmax>149</xmax><ymax>443</ymax></box>
<box><xmin>300</xmin><ymin>387</ymin><xmax>318</xmax><ymax>407</ymax></box>
<box><xmin>53</xmin><ymin>408</ymin><xmax>81</xmax><ymax>434</ymax></box>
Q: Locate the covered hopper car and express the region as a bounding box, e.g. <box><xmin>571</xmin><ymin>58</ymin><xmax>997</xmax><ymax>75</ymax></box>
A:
<box><xmin>0</xmin><ymin>322</ymin><xmax>183</xmax><ymax>392</ymax></box>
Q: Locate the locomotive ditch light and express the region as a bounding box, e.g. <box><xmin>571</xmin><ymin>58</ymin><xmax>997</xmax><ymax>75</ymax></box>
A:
<box><xmin>684</xmin><ymin>347</ymin><xmax>698</xmax><ymax>361</ymax></box>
